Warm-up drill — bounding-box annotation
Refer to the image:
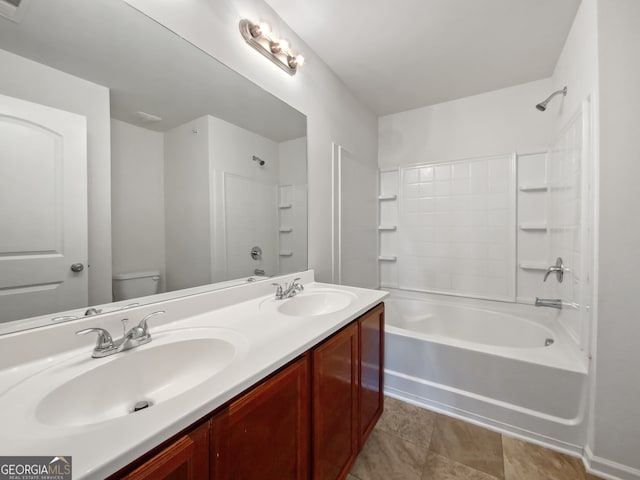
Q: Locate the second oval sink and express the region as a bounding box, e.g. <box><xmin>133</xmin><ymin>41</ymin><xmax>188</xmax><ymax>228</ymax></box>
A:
<box><xmin>262</xmin><ymin>289</ymin><xmax>356</xmax><ymax>317</ymax></box>
<box><xmin>34</xmin><ymin>329</ymin><xmax>247</xmax><ymax>428</ymax></box>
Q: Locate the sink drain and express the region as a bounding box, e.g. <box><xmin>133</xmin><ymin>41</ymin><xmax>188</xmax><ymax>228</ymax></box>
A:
<box><xmin>544</xmin><ymin>338</ymin><xmax>554</xmax><ymax>347</ymax></box>
<box><xmin>132</xmin><ymin>400</ymin><xmax>153</xmax><ymax>412</ymax></box>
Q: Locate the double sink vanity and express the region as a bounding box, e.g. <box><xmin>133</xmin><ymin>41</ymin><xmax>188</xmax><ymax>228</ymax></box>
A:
<box><xmin>0</xmin><ymin>271</ymin><xmax>387</xmax><ymax>479</ymax></box>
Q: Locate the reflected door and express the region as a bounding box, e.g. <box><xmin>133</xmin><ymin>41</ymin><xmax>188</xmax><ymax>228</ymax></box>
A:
<box><xmin>0</xmin><ymin>94</ymin><xmax>87</xmax><ymax>321</ymax></box>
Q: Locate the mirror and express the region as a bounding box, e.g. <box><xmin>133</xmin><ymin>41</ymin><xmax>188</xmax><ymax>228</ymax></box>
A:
<box><xmin>0</xmin><ymin>0</ymin><xmax>307</xmax><ymax>333</ymax></box>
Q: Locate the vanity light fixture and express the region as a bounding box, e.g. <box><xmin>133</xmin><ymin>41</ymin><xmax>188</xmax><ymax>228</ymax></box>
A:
<box><xmin>239</xmin><ymin>19</ymin><xmax>305</xmax><ymax>76</ymax></box>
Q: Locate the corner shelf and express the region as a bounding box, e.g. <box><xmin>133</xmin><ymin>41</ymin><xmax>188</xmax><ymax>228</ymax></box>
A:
<box><xmin>279</xmin><ymin>227</ymin><xmax>293</xmax><ymax>233</ymax></box>
<box><xmin>378</xmin><ymin>225</ymin><xmax>397</xmax><ymax>231</ymax></box>
<box><xmin>378</xmin><ymin>194</ymin><xmax>397</xmax><ymax>201</ymax></box>
<box><xmin>518</xmin><ymin>184</ymin><xmax>548</xmax><ymax>192</ymax></box>
<box><xmin>278</xmin><ymin>203</ymin><xmax>292</xmax><ymax>209</ymax></box>
<box><xmin>279</xmin><ymin>251</ymin><xmax>293</xmax><ymax>257</ymax></box>
<box><xmin>519</xmin><ymin>262</ymin><xmax>548</xmax><ymax>270</ymax></box>
<box><xmin>519</xmin><ymin>223</ymin><xmax>547</xmax><ymax>231</ymax></box>
<box><xmin>378</xmin><ymin>256</ymin><xmax>397</xmax><ymax>262</ymax></box>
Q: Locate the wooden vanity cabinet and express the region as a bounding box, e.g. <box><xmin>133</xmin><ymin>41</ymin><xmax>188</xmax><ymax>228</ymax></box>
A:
<box><xmin>210</xmin><ymin>353</ymin><xmax>310</xmax><ymax>480</ymax></box>
<box><xmin>311</xmin><ymin>304</ymin><xmax>384</xmax><ymax>480</ymax></box>
<box><xmin>120</xmin><ymin>420</ymin><xmax>210</xmax><ymax>480</ymax></box>
<box><xmin>312</xmin><ymin>322</ymin><xmax>359</xmax><ymax>480</ymax></box>
<box><xmin>113</xmin><ymin>303</ymin><xmax>384</xmax><ymax>480</ymax></box>
<box><xmin>357</xmin><ymin>303</ymin><xmax>384</xmax><ymax>446</ymax></box>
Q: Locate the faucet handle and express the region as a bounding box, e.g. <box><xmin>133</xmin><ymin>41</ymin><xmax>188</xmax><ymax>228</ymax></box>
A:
<box><xmin>543</xmin><ymin>257</ymin><xmax>565</xmax><ymax>283</ymax></box>
<box><xmin>272</xmin><ymin>282</ymin><xmax>284</xmax><ymax>298</ymax></box>
<box><xmin>138</xmin><ymin>311</ymin><xmax>165</xmax><ymax>335</ymax></box>
<box><xmin>76</xmin><ymin>327</ymin><xmax>114</xmax><ymax>350</ymax></box>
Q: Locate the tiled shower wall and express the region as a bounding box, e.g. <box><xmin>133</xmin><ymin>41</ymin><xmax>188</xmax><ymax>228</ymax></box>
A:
<box><xmin>379</xmin><ymin>154</ymin><xmax>516</xmax><ymax>301</ymax></box>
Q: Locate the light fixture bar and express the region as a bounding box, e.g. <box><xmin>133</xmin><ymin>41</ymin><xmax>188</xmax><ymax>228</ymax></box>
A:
<box><xmin>239</xmin><ymin>19</ymin><xmax>303</xmax><ymax>76</ymax></box>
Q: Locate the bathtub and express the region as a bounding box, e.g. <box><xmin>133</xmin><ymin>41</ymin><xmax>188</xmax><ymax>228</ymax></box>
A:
<box><xmin>383</xmin><ymin>289</ymin><xmax>589</xmax><ymax>451</ymax></box>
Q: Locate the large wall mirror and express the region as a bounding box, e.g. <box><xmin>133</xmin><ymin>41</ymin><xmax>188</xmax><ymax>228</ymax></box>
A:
<box><xmin>0</xmin><ymin>0</ymin><xmax>308</xmax><ymax>333</ymax></box>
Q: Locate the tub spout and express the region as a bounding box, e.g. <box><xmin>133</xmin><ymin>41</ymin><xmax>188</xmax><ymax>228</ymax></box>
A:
<box><xmin>535</xmin><ymin>297</ymin><xmax>562</xmax><ymax>309</ymax></box>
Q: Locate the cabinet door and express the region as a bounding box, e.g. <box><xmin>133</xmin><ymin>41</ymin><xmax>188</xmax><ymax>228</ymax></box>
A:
<box><xmin>359</xmin><ymin>304</ymin><xmax>384</xmax><ymax>446</ymax></box>
<box><xmin>312</xmin><ymin>322</ymin><xmax>359</xmax><ymax>480</ymax></box>
<box><xmin>121</xmin><ymin>421</ymin><xmax>209</xmax><ymax>480</ymax></box>
<box><xmin>211</xmin><ymin>355</ymin><xmax>310</xmax><ymax>480</ymax></box>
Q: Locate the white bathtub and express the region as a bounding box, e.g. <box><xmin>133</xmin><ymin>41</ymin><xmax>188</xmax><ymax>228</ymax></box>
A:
<box><xmin>383</xmin><ymin>289</ymin><xmax>589</xmax><ymax>451</ymax></box>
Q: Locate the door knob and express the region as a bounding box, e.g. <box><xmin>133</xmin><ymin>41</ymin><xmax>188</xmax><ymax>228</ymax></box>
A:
<box><xmin>70</xmin><ymin>263</ymin><xmax>84</xmax><ymax>273</ymax></box>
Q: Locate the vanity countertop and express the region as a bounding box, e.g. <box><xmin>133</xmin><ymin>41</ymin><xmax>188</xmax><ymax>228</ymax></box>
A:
<box><xmin>0</xmin><ymin>271</ymin><xmax>387</xmax><ymax>479</ymax></box>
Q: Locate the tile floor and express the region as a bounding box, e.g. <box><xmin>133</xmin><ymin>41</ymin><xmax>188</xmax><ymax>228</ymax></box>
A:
<box><xmin>348</xmin><ymin>396</ymin><xmax>602</xmax><ymax>480</ymax></box>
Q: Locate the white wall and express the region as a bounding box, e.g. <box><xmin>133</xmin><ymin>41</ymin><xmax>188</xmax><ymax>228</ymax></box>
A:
<box><xmin>0</xmin><ymin>48</ymin><xmax>112</xmax><ymax>306</ymax></box>
<box><xmin>378</xmin><ymin>79</ymin><xmax>554</xmax><ymax>169</ymax></box>
<box><xmin>123</xmin><ymin>0</ymin><xmax>379</xmax><ymax>286</ymax></box>
<box><xmin>550</xmin><ymin>0</ymin><xmax>599</xmax><ymax>134</ymax></box>
<box><xmin>164</xmin><ymin>116</ymin><xmax>212</xmax><ymax>291</ymax></box>
<box><xmin>110</xmin><ymin>119</ymin><xmax>166</xmax><ymax>293</ymax></box>
<box><xmin>591</xmin><ymin>0</ymin><xmax>640</xmax><ymax>475</ymax></box>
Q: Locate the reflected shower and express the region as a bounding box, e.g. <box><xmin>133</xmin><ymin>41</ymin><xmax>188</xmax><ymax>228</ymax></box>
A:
<box><xmin>536</xmin><ymin>86</ymin><xmax>568</xmax><ymax>111</ymax></box>
<box><xmin>252</xmin><ymin>155</ymin><xmax>265</xmax><ymax>166</ymax></box>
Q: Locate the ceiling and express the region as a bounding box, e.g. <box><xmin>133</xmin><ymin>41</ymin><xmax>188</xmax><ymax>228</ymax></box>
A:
<box><xmin>266</xmin><ymin>0</ymin><xmax>581</xmax><ymax>115</ymax></box>
<box><xmin>0</xmin><ymin>0</ymin><xmax>306</xmax><ymax>141</ymax></box>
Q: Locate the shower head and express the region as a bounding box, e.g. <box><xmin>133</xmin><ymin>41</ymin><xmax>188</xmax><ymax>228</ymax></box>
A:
<box><xmin>252</xmin><ymin>155</ymin><xmax>265</xmax><ymax>166</ymax></box>
<box><xmin>536</xmin><ymin>86</ymin><xmax>568</xmax><ymax>111</ymax></box>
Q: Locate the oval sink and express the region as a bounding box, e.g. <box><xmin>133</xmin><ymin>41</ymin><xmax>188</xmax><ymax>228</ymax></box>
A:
<box><xmin>34</xmin><ymin>329</ymin><xmax>246</xmax><ymax>428</ymax></box>
<box><xmin>267</xmin><ymin>289</ymin><xmax>356</xmax><ymax>317</ymax></box>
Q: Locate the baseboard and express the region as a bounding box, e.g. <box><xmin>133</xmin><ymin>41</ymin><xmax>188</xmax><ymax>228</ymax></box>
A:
<box><xmin>584</xmin><ymin>445</ymin><xmax>640</xmax><ymax>480</ymax></box>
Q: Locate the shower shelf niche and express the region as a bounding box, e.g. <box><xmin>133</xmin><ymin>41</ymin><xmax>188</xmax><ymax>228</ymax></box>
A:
<box><xmin>278</xmin><ymin>203</ymin><xmax>292</xmax><ymax>209</ymax></box>
<box><xmin>518</xmin><ymin>184</ymin><xmax>548</xmax><ymax>192</ymax></box>
<box><xmin>279</xmin><ymin>227</ymin><xmax>293</xmax><ymax>233</ymax></box>
<box><xmin>519</xmin><ymin>223</ymin><xmax>547</xmax><ymax>231</ymax></box>
<box><xmin>519</xmin><ymin>262</ymin><xmax>548</xmax><ymax>270</ymax></box>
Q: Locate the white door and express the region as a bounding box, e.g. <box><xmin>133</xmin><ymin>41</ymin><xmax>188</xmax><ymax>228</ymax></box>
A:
<box><xmin>0</xmin><ymin>94</ymin><xmax>87</xmax><ymax>322</ymax></box>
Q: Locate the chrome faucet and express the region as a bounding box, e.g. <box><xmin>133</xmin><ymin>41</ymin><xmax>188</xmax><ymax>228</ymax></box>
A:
<box><xmin>535</xmin><ymin>298</ymin><xmax>563</xmax><ymax>309</ymax></box>
<box><xmin>543</xmin><ymin>257</ymin><xmax>565</xmax><ymax>283</ymax></box>
<box><xmin>272</xmin><ymin>278</ymin><xmax>304</xmax><ymax>300</ymax></box>
<box><xmin>76</xmin><ymin>311</ymin><xmax>165</xmax><ymax>358</ymax></box>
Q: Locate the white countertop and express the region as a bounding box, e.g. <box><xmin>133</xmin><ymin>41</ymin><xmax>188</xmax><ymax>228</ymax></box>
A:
<box><xmin>0</xmin><ymin>272</ymin><xmax>387</xmax><ymax>479</ymax></box>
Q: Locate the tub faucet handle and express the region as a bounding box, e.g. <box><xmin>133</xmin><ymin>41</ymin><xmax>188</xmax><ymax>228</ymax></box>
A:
<box><xmin>543</xmin><ymin>257</ymin><xmax>565</xmax><ymax>283</ymax></box>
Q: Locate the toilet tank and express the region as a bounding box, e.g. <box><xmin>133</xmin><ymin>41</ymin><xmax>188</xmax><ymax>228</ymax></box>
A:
<box><xmin>112</xmin><ymin>270</ymin><xmax>160</xmax><ymax>301</ymax></box>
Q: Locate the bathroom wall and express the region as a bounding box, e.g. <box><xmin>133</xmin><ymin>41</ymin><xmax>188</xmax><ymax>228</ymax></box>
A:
<box><xmin>378</xmin><ymin>80</ymin><xmax>554</xmax><ymax>300</ymax></box>
<box><xmin>208</xmin><ymin>115</ymin><xmax>280</xmax><ymax>281</ymax></box>
<box><xmin>164</xmin><ymin>116</ymin><xmax>213</xmax><ymax>291</ymax></box>
<box><xmin>378</xmin><ymin>78</ymin><xmax>554</xmax><ymax>169</ymax></box>
<box><xmin>122</xmin><ymin>0</ymin><xmax>379</xmax><ymax>288</ymax></box>
<box><xmin>0</xmin><ymin>48</ymin><xmax>112</xmax><ymax>306</ymax></box>
<box><xmin>591</xmin><ymin>0</ymin><xmax>640</xmax><ymax>475</ymax></box>
<box><xmin>110</xmin><ymin>119</ymin><xmax>166</xmax><ymax>293</ymax></box>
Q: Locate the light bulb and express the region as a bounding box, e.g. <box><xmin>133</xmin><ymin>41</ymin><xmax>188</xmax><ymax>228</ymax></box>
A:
<box><xmin>258</xmin><ymin>22</ymin><xmax>271</xmax><ymax>37</ymax></box>
<box><xmin>278</xmin><ymin>39</ymin><xmax>290</xmax><ymax>53</ymax></box>
<box><xmin>295</xmin><ymin>54</ymin><xmax>305</xmax><ymax>67</ymax></box>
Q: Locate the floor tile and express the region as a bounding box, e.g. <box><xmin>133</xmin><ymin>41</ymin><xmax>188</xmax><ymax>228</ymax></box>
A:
<box><xmin>350</xmin><ymin>429</ymin><xmax>428</xmax><ymax>480</ymax></box>
<box><xmin>502</xmin><ymin>435</ymin><xmax>586</xmax><ymax>480</ymax></box>
<box><xmin>585</xmin><ymin>474</ymin><xmax>603</xmax><ymax>480</ymax></box>
<box><xmin>346</xmin><ymin>475</ymin><xmax>360</xmax><ymax>480</ymax></box>
<box><xmin>377</xmin><ymin>396</ymin><xmax>437</xmax><ymax>447</ymax></box>
<box><xmin>429</xmin><ymin>415</ymin><xmax>504</xmax><ymax>479</ymax></box>
<box><xmin>421</xmin><ymin>451</ymin><xmax>500</xmax><ymax>480</ymax></box>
